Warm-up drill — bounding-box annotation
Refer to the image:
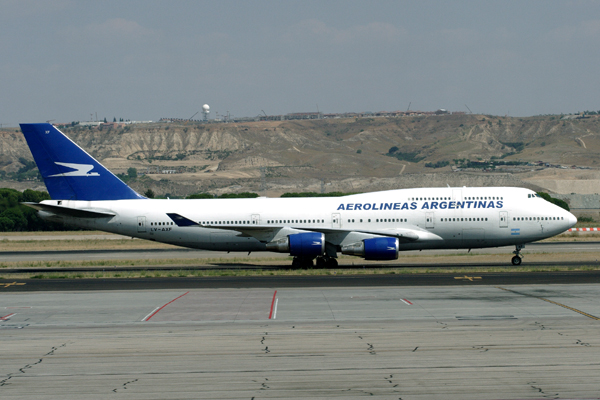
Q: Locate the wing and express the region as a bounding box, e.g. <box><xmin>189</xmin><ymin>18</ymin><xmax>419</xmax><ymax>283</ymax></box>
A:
<box><xmin>166</xmin><ymin>213</ymin><xmax>442</xmax><ymax>244</ymax></box>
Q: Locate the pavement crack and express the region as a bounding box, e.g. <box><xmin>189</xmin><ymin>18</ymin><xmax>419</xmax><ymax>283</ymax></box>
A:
<box><xmin>528</xmin><ymin>381</ymin><xmax>559</xmax><ymax>399</ymax></box>
<box><xmin>412</xmin><ymin>346</ymin><xmax>418</xmax><ymax>352</ymax></box>
<box><xmin>44</xmin><ymin>343</ymin><xmax>67</xmax><ymax>356</ymax></box>
<box><xmin>534</xmin><ymin>322</ymin><xmax>547</xmax><ymax>330</ymax></box>
<box><xmin>384</xmin><ymin>373</ymin><xmax>402</xmax><ymax>394</ymax></box>
<box><xmin>260</xmin><ymin>333</ymin><xmax>271</xmax><ymax>354</ymax></box>
<box><xmin>367</xmin><ymin>343</ymin><xmax>376</xmax><ymax>355</ymax></box>
<box><xmin>0</xmin><ymin>376</ymin><xmax>12</xmax><ymax>386</ymax></box>
<box><xmin>112</xmin><ymin>378</ymin><xmax>139</xmax><ymax>393</ymax></box>
<box><xmin>2</xmin><ymin>343</ymin><xmax>68</xmax><ymax>387</ymax></box>
<box><xmin>257</xmin><ymin>378</ymin><xmax>270</xmax><ymax>391</ymax></box>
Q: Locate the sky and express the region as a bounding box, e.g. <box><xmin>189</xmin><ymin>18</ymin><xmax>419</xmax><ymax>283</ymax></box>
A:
<box><xmin>2</xmin><ymin>0</ymin><xmax>600</xmax><ymax>126</ymax></box>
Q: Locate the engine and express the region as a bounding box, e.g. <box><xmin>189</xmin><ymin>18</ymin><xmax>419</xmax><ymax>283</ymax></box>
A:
<box><xmin>265</xmin><ymin>232</ymin><xmax>325</xmax><ymax>257</ymax></box>
<box><xmin>341</xmin><ymin>237</ymin><xmax>399</xmax><ymax>260</ymax></box>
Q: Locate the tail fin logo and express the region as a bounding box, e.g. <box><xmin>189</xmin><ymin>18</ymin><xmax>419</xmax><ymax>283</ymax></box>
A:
<box><xmin>47</xmin><ymin>162</ymin><xmax>100</xmax><ymax>177</ymax></box>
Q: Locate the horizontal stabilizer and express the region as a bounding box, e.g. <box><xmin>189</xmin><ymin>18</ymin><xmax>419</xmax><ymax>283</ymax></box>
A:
<box><xmin>167</xmin><ymin>213</ymin><xmax>199</xmax><ymax>227</ymax></box>
<box><xmin>22</xmin><ymin>202</ymin><xmax>115</xmax><ymax>219</ymax></box>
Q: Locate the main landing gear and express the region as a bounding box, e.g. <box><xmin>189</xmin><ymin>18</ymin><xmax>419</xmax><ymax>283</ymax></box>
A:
<box><xmin>511</xmin><ymin>244</ymin><xmax>525</xmax><ymax>265</ymax></box>
<box><xmin>316</xmin><ymin>256</ymin><xmax>338</xmax><ymax>268</ymax></box>
<box><xmin>291</xmin><ymin>256</ymin><xmax>338</xmax><ymax>268</ymax></box>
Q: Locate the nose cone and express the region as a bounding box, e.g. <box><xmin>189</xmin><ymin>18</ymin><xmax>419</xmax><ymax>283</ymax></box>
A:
<box><xmin>567</xmin><ymin>212</ymin><xmax>577</xmax><ymax>228</ymax></box>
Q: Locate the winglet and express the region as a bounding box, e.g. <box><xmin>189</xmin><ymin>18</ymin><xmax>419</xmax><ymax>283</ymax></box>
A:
<box><xmin>20</xmin><ymin>123</ymin><xmax>145</xmax><ymax>201</ymax></box>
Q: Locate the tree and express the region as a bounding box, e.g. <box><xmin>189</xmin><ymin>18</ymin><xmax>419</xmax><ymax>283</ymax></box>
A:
<box><xmin>144</xmin><ymin>189</ymin><xmax>155</xmax><ymax>198</ymax></box>
<box><xmin>537</xmin><ymin>192</ymin><xmax>570</xmax><ymax>211</ymax></box>
<box><xmin>127</xmin><ymin>167</ymin><xmax>138</xmax><ymax>179</ymax></box>
<box><xmin>0</xmin><ymin>216</ymin><xmax>14</xmax><ymax>231</ymax></box>
<box><xmin>186</xmin><ymin>193</ymin><xmax>213</xmax><ymax>199</ymax></box>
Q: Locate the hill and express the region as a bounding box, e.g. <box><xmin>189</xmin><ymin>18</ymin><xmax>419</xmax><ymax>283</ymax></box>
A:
<box><xmin>2</xmin><ymin>114</ymin><xmax>600</xmax><ymax>197</ymax></box>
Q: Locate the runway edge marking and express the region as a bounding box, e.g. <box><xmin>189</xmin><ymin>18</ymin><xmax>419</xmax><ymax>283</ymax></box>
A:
<box><xmin>497</xmin><ymin>286</ymin><xmax>600</xmax><ymax>321</ymax></box>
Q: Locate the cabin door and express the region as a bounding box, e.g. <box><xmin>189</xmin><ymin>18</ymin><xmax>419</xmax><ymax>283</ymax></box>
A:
<box><xmin>426</xmin><ymin>212</ymin><xmax>434</xmax><ymax>229</ymax></box>
<box><xmin>137</xmin><ymin>216</ymin><xmax>146</xmax><ymax>233</ymax></box>
<box><xmin>331</xmin><ymin>213</ymin><xmax>341</xmax><ymax>229</ymax></box>
<box><xmin>499</xmin><ymin>211</ymin><xmax>508</xmax><ymax>228</ymax></box>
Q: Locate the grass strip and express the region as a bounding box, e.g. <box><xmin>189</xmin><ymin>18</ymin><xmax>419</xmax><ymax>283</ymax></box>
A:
<box><xmin>1</xmin><ymin>264</ymin><xmax>600</xmax><ymax>280</ymax></box>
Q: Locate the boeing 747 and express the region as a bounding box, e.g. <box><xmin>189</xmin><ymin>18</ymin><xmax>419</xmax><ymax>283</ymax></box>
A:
<box><xmin>19</xmin><ymin>123</ymin><xmax>577</xmax><ymax>267</ymax></box>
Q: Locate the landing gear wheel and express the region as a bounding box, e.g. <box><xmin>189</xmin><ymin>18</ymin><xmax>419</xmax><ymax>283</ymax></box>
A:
<box><xmin>316</xmin><ymin>256</ymin><xmax>338</xmax><ymax>268</ymax></box>
<box><xmin>511</xmin><ymin>244</ymin><xmax>525</xmax><ymax>265</ymax></box>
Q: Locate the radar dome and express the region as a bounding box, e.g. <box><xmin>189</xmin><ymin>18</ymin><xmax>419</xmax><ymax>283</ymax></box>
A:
<box><xmin>202</xmin><ymin>104</ymin><xmax>210</xmax><ymax>111</ymax></box>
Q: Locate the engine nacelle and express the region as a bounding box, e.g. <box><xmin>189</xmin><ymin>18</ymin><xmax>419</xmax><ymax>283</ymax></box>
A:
<box><xmin>265</xmin><ymin>232</ymin><xmax>325</xmax><ymax>257</ymax></box>
<box><xmin>341</xmin><ymin>237</ymin><xmax>399</xmax><ymax>260</ymax></box>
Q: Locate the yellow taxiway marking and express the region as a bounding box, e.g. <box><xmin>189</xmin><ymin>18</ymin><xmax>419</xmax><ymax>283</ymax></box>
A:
<box><xmin>0</xmin><ymin>282</ymin><xmax>26</xmax><ymax>288</ymax></box>
<box><xmin>497</xmin><ymin>286</ymin><xmax>600</xmax><ymax>321</ymax></box>
<box><xmin>454</xmin><ymin>275</ymin><xmax>482</xmax><ymax>281</ymax></box>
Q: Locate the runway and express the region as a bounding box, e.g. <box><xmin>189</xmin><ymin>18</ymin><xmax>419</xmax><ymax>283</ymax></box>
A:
<box><xmin>2</xmin><ymin>283</ymin><xmax>600</xmax><ymax>399</ymax></box>
<box><xmin>3</xmin><ymin>239</ymin><xmax>600</xmax><ymax>398</ymax></box>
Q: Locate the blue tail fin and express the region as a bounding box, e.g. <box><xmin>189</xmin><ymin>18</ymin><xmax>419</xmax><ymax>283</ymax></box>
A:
<box><xmin>20</xmin><ymin>123</ymin><xmax>145</xmax><ymax>201</ymax></box>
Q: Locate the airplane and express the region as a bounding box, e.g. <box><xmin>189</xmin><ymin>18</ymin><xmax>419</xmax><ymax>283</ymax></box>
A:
<box><xmin>19</xmin><ymin>123</ymin><xmax>577</xmax><ymax>267</ymax></box>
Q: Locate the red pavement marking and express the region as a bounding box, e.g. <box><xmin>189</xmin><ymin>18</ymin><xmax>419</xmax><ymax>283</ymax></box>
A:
<box><xmin>1</xmin><ymin>313</ymin><xmax>16</xmax><ymax>321</ymax></box>
<box><xmin>144</xmin><ymin>291</ymin><xmax>190</xmax><ymax>321</ymax></box>
<box><xmin>269</xmin><ymin>290</ymin><xmax>278</xmax><ymax>319</ymax></box>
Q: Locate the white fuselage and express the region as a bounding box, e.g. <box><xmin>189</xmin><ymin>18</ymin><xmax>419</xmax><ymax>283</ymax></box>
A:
<box><xmin>38</xmin><ymin>187</ymin><xmax>576</xmax><ymax>255</ymax></box>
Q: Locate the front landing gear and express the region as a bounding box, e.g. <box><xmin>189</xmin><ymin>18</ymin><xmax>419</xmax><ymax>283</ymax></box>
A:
<box><xmin>511</xmin><ymin>244</ymin><xmax>525</xmax><ymax>265</ymax></box>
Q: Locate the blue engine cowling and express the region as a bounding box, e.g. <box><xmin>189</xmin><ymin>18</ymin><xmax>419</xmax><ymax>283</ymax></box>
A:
<box><xmin>341</xmin><ymin>237</ymin><xmax>399</xmax><ymax>260</ymax></box>
<box><xmin>265</xmin><ymin>232</ymin><xmax>325</xmax><ymax>257</ymax></box>
<box><xmin>289</xmin><ymin>232</ymin><xmax>325</xmax><ymax>257</ymax></box>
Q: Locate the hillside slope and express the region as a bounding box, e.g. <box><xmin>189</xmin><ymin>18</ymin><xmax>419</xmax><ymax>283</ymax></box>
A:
<box><xmin>2</xmin><ymin>114</ymin><xmax>600</xmax><ymax>196</ymax></box>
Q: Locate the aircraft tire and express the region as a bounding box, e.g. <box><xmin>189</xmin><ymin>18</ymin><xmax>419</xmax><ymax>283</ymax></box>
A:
<box><xmin>511</xmin><ymin>255</ymin><xmax>522</xmax><ymax>266</ymax></box>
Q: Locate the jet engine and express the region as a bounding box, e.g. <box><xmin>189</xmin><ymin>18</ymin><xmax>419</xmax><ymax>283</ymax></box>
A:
<box><xmin>266</xmin><ymin>232</ymin><xmax>325</xmax><ymax>257</ymax></box>
<box><xmin>341</xmin><ymin>237</ymin><xmax>399</xmax><ymax>260</ymax></box>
